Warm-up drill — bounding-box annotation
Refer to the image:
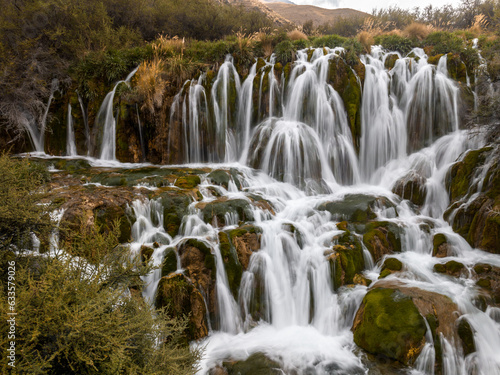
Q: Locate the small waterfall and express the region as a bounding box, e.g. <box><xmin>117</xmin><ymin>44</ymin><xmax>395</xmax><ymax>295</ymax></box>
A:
<box><xmin>66</xmin><ymin>104</ymin><xmax>77</xmax><ymax>156</ymax></box>
<box><xmin>25</xmin><ymin>79</ymin><xmax>58</xmax><ymax>152</ymax></box>
<box><xmin>97</xmin><ymin>67</ymin><xmax>138</xmax><ymax>160</ymax></box>
<box><xmin>77</xmin><ymin>93</ymin><xmax>90</xmax><ymax>155</ymax></box>
<box><xmin>135</xmin><ymin>104</ymin><xmax>146</xmax><ymax>161</ymax></box>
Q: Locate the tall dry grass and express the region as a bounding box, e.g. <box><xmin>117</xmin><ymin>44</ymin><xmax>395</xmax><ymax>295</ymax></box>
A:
<box><xmin>357</xmin><ymin>31</ymin><xmax>374</xmax><ymax>53</ymax></box>
<box><xmin>288</xmin><ymin>29</ymin><xmax>308</xmax><ymax>41</ymax></box>
<box><xmin>134</xmin><ymin>58</ymin><xmax>168</xmax><ymax>113</ymax></box>
<box><xmin>403</xmin><ymin>22</ymin><xmax>431</xmax><ymax>40</ymax></box>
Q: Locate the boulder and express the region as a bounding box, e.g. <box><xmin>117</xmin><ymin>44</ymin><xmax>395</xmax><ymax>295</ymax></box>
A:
<box><xmin>392</xmin><ymin>171</ymin><xmax>427</xmax><ymax>206</ymax></box>
<box><xmin>155</xmin><ymin>273</ymin><xmax>208</xmax><ymax>340</ymax></box>
<box><xmin>228</xmin><ymin>225</ymin><xmax>262</xmax><ymax>270</ymax></box>
<box><xmin>353</xmin><ymin>280</ymin><xmax>460</xmax><ymax>368</ymax></box>
<box><xmin>197</xmin><ymin>197</ymin><xmax>254</xmax><ymax>227</ymax></box>
<box><xmin>432</xmin><ymin>233</ymin><xmax>452</xmax><ymax>258</ymax></box>
<box><xmin>326</xmin><ymin>231</ymin><xmax>365</xmax><ymax>289</ymax></box>
<box><xmin>222</xmin><ymin>352</ymin><xmax>282</xmax><ymax>375</ymax></box>
<box><xmin>362</xmin><ymin>221</ymin><xmax>402</xmax><ymax>263</ymax></box>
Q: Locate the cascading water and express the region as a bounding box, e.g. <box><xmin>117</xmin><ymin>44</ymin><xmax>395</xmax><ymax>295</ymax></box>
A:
<box><xmin>66</xmin><ymin>104</ymin><xmax>77</xmax><ymax>156</ymax></box>
<box><xmin>97</xmin><ymin>67</ymin><xmax>138</xmax><ymax>161</ymax></box>
<box><xmin>24</xmin><ymin>79</ymin><xmax>58</xmax><ymax>153</ymax></box>
<box><xmin>65</xmin><ymin>45</ymin><xmax>500</xmax><ymax>374</ymax></box>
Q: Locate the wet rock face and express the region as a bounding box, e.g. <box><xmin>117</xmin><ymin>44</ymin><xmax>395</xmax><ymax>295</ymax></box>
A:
<box><xmin>392</xmin><ymin>171</ymin><xmax>427</xmax><ymax>206</ymax></box>
<box><xmin>473</xmin><ymin>263</ymin><xmax>500</xmax><ymax>306</ymax></box>
<box><xmin>362</xmin><ymin>221</ymin><xmax>402</xmax><ymax>263</ymax></box>
<box><xmin>221</xmin><ymin>352</ymin><xmax>282</xmax><ymax>375</ymax></box>
<box><xmin>432</xmin><ymin>233</ymin><xmax>452</xmax><ymax>258</ymax></box>
<box><xmin>327</xmin><ymin>231</ymin><xmax>365</xmax><ymax>289</ymax></box>
<box><xmin>228</xmin><ymin>225</ymin><xmax>262</xmax><ymax>270</ymax></box>
<box><xmin>353</xmin><ymin>280</ymin><xmax>461</xmax><ymax>369</ymax></box>
<box><xmin>196</xmin><ymin>197</ymin><xmax>255</xmax><ymax>227</ymax></box>
<box><xmin>155</xmin><ymin>273</ymin><xmax>208</xmax><ymax>340</ymax></box>
<box><xmin>352</xmin><ymin>287</ymin><xmax>427</xmax><ymax>365</ymax></box>
<box><xmin>445</xmin><ymin>147</ymin><xmax>500</xmax><ymax>254</ymax></box>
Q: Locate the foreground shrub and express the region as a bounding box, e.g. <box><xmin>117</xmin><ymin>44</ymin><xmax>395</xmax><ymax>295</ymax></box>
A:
<box><xmin>374</xmin><ymin>34</ymin><xmax>414</xmax><ymax>55</ymax></box>
<box><xmin>423</xmin><ymin>31</ymin><xmax>465</xmax><ymax>55</ymax></box>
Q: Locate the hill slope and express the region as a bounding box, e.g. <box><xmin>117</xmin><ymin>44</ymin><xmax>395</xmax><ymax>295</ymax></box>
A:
<box><xmin>265</xmin><ymin>2</ymin><xmax>369</xmax><ymax>26</ymax></box>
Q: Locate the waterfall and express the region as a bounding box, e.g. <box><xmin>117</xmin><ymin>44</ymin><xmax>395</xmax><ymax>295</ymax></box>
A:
<box><xmin>66</xmin><ymin>104</ymin><xmax>77</xmax><ymax>156</ymax></box>
<box><xmin>25</xmin><ymin>79</ymin><xmax>58</xmax><ymax>153</ymax></box>
<box><xmin>77</xmin><ymin>93</ymin><xmax>90</xmax><ymax>155</ymax></box>
<box><xmin>37</xmin><ymin>44</ymin><xmax>499</xmax><ymax>375</ymax></box>
<box><xmin>97</xmin><ymin>67</ymin><xmax>138</xmax><ymax>160</ymax></box>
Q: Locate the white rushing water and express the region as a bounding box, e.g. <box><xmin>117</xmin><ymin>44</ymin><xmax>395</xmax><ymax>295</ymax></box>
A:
<box><xmin>66</xmin><ymin>104</ymin><xmax>77</xmax><ymax>156</ymax></box>
<box><xmin>53</xmin><ymin>45</ymin><xmax>499</xmax><ymax>374</ymax></box>
<box><xmin>97</xmin><ymin>67</ymin><xmax>138</xmax><ymax>161</ymax></box>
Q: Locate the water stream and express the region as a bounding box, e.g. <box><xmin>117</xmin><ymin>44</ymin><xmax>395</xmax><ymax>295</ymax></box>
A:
<box><xmin>37</xmin><ymin>45</ymin><xmax>500</xmax><ymax>374</ymax></box>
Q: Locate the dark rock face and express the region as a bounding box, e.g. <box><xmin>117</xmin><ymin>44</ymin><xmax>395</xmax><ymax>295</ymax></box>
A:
<box><xmin>155</xmin><ymin>273</ymin><xmax>209</xmax><ymax>340</ymax></box>
<box><xmin>352</xmin><ymin>280</ymin><xmax>461</xmax><ymax>370</ymax></box>
<box><xmin>392</xmin><ymin>171</ymin><xmax>427</xmax><ymax>206</ymax></box>
<box><xmin>362</xmin><ymin>222</ymin><xmax>402</xmax><ymax>263</ymax></box>
<box><xmin>444</xmin><ymin>147</ymin><xmax>500</xmax><ymax>254</ymax></box>
<box><xmin>327</xmin><ymin>231</ymin><xmax>365</xmax><ymax>289</ymax></box>
<box><xmin>222</xmin><ymin>352</ymin><xmax>282</xmax><ymax>375</ymax></box>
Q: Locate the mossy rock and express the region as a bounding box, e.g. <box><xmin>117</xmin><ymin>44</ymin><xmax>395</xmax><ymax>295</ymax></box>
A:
<box><xmin>218</xmin><ymin>231</ymin><xmax>243</xmax><ymax>298</ymax></box>
<box><xmin>154</xmin><ymin>190</ymin><xmax>192</xmax><ymax>237</ymax></box>
<box><xmin>328</xmin><ymin>57</ymin><xmax>363</xmax><ymax>152</ymax></box>
<box><xmin>352</xmin><ymin>288</ymin><xmax>426</xmax><ymax>365</ymax></box>
<box><xmin>446</xmin><ymin>147</ymin><xmax>492</xmax><ymax>202</ymax></box>
<box><xmin>140</xmin><ymin>245</ymin><xmax>154</xmax><ymax>263</ymax></box>
<box><xmin>457</xmin><ymin>319</ymin><xmax>476</xmax><ymax>355</ymax></box>
<box><xmin>94</xmin><ymin>205</ymin><xmax>131</xmax><ymax>243</ymax></box>
<box><xmin>362</xmin><ymin>221</ymin><xmax>402</xmax><ymax>263</ymax></box>
<box><xmin>198</xmin><ymin>198</ymin><xmax>254</xmax><ymax>227</ymax></box>
<box><xmin>155</xmin><ymin>273</ymin><xmax>208</xmax><ymax>340</ymax></box>
<box><xmin>433</xmin><ymin>260</ymin><xmax>464</xmax><ymax>277</ymax></box>
<box><xmin>432</xmin><ymin>233</ymin><xmax>451</xmax><ymax>258</ymax></box>
<box><xmin>379</xmin><ymin>257</ymin><xmax>403</xmax><ymax>279</ymax></box>
<box><xmin>208</xmin><ymin>170</ymin><xmax>231</xmax><ymax>189</ymax></box>
<box><xmin>328</xmin><ymin>231</ymin><xmax>365</xmax><ymax>289</ymax></box>
<box><xmin>223</xmin><ymin>352</ymin><xmax>281</xmax><ymax>375</ymax></box>
<box><xmin>53</xmin><ymin>158</ymin><xmax>92</xmax><ymax>173</ymax></box>
<box><xmin>161</xmin><ymin>247</ymin><xmax>178</xmax><ymax>277</ymax></box>
<box><xmin>392</xmin><ymin>172</ymin><xmax>427</xmax><ymax>206</ymax></box>
<box><xmin>175</xmin><ymin>174</ymin><xmax>201</xmax><ymax>189</ymax></box>
<box><xmin>384</xmin><ymin>54</ymin><xmax>399</xmax><ymax>70</ymax></box>
<box><xmin>228</xmin><ymin>225</ymin><xmax>262</xmax><ymax>269</ymax></box>
<box><xmin>317</xmin><ymin>194</ymin><xmax>393</xmax><ymax>223</ymax></box>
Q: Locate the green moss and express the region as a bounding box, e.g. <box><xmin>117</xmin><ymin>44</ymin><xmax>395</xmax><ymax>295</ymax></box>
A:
<box><xmin>140</xmin><ymin>245</ymin><xmax>154</xmax><ymax>263</ymax></box>
<box><xmin>384</xmin><ymin>54</ymin><xmax>399</xmax><ymax>70</ymax></box>
<box><xmin>353</xmin><ymin>288</ymin><xmax>426</xmax><ymax>364</ymax></box>
<box><xmin>473</xmin><ymin>263</ymin><xmax>492</xmax><ymax>274</ymax></box>
<box><xmin>157</xmin><ymin>191</ymin><xmax>191</xmax><ymax>237</ymax></box>
<box><xmin>362</xmin><ymin>222</ymin><xmax>402</xmax><ymax>261</ymax></box>
<box><xmin>446</xmin><ymin>260</ymin><xmax>464</xmax><ymax>274</ymax></box>
<box><xmin>378</xmin><ymin>269</ymin><xmax>393</xmax><ymax>279</ymax></box>
<box><xmin>447</xmin><ymin>147</ymin><xmax>492</xmax><ymax>202</ymax></box>
<box><xmin>161</xmin><ymin>248</ymin><xmax>178</xmax><ymax>277</ymax></box>
<box><xmin>432</xmin><ymin>233</ymin><xmax>448</xmax><ymax>257</ymax></box>
<box><xmin>457</xmin><ymin>319</ymin><xmax>476</xmax><ymax>356</ymax></box>
<box><xmin>218</xmin><ymin>231</ymin><xmax>243</xmax><ymax>298</ymax></box>
<box><xmin>476</xmin><ymin>278</ymin><xmax>491</xmax><ymax>289</ymax></box>
<box><xmin>383</xmin><ymin>257</ymin><xmax>403</xmax><ymax>271</ymax></box>
<box><xmin>223</xmin><ymin>352</ymin><xmax>281</xmax><ymax>375</ymax></box>
<box><xmin>174</xmin><ymin>175</ymin><xmax>201</xmax><ymax>189</ymax></box>
<box><xmin>329</xmin><ymin>231</ymin><xmax>365</xmax><ymax>289</ymax></box>
<box><xmin>200</xmin><ymin>199</ymin><xmax>254</xmax><ymax>226</ymax></box>
<box><xmin>94</xmin><ymin>206</ymin><xmax>131</xmax><ymax>243</ymax></box>
<box><xmin>480</xmin><ymin>214</ymin><xmax>500</xmax><ymax>254</ymax></box>
<box><xmin>207</xmin><ymin>170</ymin><xmax>231</xmax><ymax>189</ymax></box>
<box><xmin>433</xmin><ymin>263</ymin><xmax>447</xmax><ymax>274</ymax></box>
<box><xmin>317</xmin><ymin>194</ymin><xmax>387</xmax><ymax>223</ymax></box>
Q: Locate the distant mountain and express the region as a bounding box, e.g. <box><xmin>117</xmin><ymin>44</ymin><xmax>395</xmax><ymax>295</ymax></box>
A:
<box><xmin>221</xmin><ymin>0</ymin><xmax>294</xmax><ymax>26</ymax></box>
<box><xmin>263</xmin><ymin>2</ymin><xmax>369</xmax><ymax>27</ymax></box>
<box><xmin>261</xmin><ymin>0</ymin><xmax>296</xmax><ymax>4</ymax></box>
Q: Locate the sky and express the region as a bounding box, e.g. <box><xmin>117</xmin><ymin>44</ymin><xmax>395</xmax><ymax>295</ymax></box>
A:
<box><xmin>288</xmin><ymin>0</ymin><xmax>459</xmax><ymax>13</ymax></box>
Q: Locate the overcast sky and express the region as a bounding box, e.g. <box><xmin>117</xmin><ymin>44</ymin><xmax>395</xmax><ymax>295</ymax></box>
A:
<box><xmin>290</xmin><ymin>0</ymin><xmax>459</xmax><ymax>13</ymax></box>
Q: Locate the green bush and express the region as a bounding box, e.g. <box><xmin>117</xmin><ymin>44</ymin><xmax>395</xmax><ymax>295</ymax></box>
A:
<box><xmin>0</xmin><ymin>155</ymin><xmax>52</xmax><ymax>251</ymax></box>
<box><xmin>374</xmin><ymin>34</ymin><xmax>414</xmax><ymax>55</ymax></box>
<box><xmin>312</xmin><ymin>34</ymin><xmax>348</xmax><ymax>48</ymax></box>
<box><xmin>274</xmin><ymin>40</ymin><xmax>295</xmax><ymax>64</ymax></box>
<box><xmin>423</xmin><ymin>31</ymin><xmax>465</xmax><ymax>55</ymax></box>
